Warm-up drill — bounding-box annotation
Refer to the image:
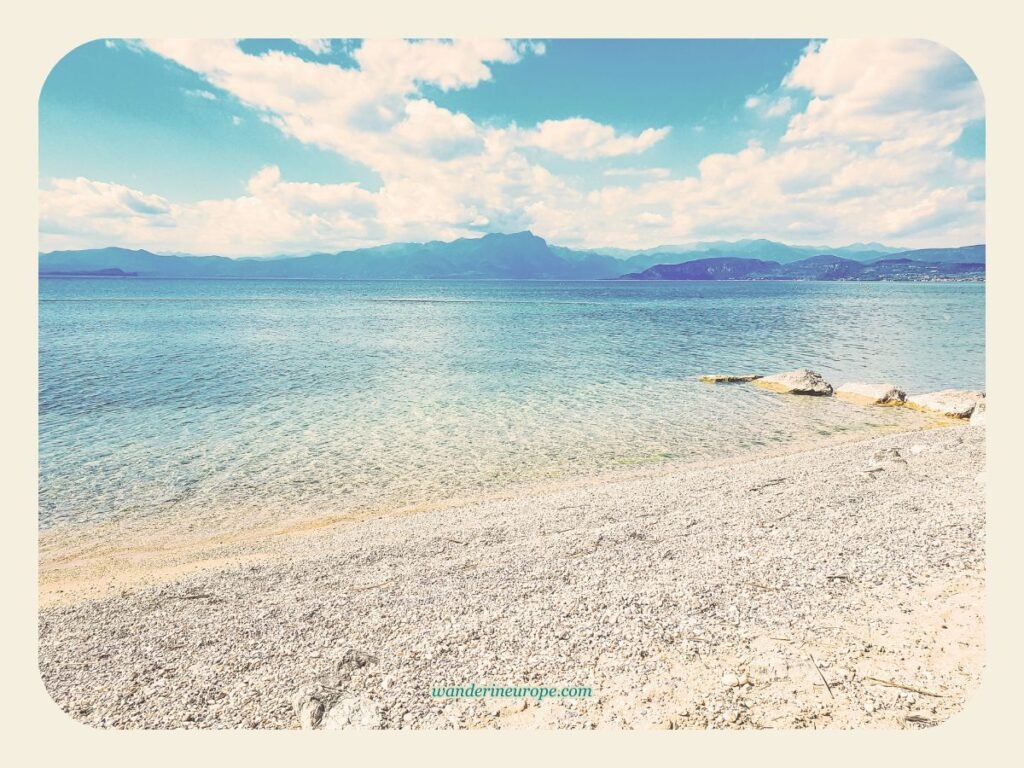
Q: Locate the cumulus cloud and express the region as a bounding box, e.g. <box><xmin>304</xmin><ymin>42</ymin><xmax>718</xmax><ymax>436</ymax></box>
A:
<box><xmin>517</xmin><ymin>118</ymin><xmax>670</xmax><ymax>160</ymax></box>
<box><xmin>782</xmin><ymin>39</ymin><xmax>982</xmax><ymax>145</ymax></box>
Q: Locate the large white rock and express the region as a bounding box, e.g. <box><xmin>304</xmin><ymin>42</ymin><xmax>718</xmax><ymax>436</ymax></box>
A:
<box><xmin>835</xmin><ymin>382</ymin><xmax>907</xmax><ymax>406</ymax></box>
<box><xmin>970</xmin><ymin>400</ymin><xmax>987</xmax><ymax>426</ymax></box>
<box><xmin>906</xmin><ymin>389</ymin><xmax>985</xmax><ymax>419</ymax></box>
<box><xmin>753</xmin><ymin>368</ymin><xmax>834</xmax><ymax>396</ymax></box>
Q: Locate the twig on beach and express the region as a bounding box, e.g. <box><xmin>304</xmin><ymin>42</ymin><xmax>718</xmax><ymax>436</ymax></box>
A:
<box><xmin>808</xmin><ymin>653</ymin><xmax>834</xmax><ymax>699</ymax></box>
<box><xmin>744</xmin><ymin>581</ymin><xmax>777</xmax><ymax>592</ymax></box>
<box><xmin>826</xmin><ymin>575</ymin><xmax>853</xmax><ymax>582</ymax></box>
<box><xmin>171</xmin><ymin>592</ymin><xmax>214</xmax><ymax>600</ymax></box>
<box><xmin>902</xmin><ymin>714</ymin><xmax>937</xmax><ymax>726</ymax></box>
<box><xmin>862</xmin><ymin>676</ymin><xmax>945</xmax><ymax>698</ymax></box>
<box><xmin>749</xmin><ymin>478</ymin><xmax>787</xmax><ymax>492</ymax></box>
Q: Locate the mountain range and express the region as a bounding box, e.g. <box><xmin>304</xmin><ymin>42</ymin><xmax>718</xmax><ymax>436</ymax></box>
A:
<box><xmin>39</xmin><ymin>232</ymin><xmax>985</xmax><ymax>281</ymax></box>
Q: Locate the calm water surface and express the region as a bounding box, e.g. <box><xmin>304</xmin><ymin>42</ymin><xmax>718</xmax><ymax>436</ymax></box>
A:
<box><xmin>39</xmin><ymin>278</ymin><xmax>985</xmax><ymax>530</ymax></box>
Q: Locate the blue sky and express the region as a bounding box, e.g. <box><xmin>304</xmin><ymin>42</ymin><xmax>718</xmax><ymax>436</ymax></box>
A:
<box><xmin>39</xmin><ymin>39</ymin><xmax>985</xmax><ymax>255</ymax></box>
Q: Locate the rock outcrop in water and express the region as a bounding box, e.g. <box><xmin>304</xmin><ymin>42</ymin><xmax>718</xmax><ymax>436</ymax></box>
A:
<box><xmin>699</xmin><ymin>374</ymin><xmax>763</xmax><ymax>384</ymax></box>
<box><xmin>835</xmin><ymin>382</ymin><xmax>907</xmax><ymax>406</ymax></box>
<box><xmin>753</xmin><ymin>369</ymin><xmax>834</xmax><ymax>396</ymax></box>
<box><xmin>906</xmin><ymin>390</ymin><xmax>986</xmax><ymax>419</ymax></box>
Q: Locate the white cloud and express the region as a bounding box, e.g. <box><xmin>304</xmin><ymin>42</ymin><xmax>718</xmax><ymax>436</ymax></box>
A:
<box><xmin>602</xmin><ymin>167</ymin><xmax>671</xmax><ymax>179</ymax></box>
<box><xmin>746</xmin><ymin>93</ymin><xmax>794</xmax><ymax>118</ymax></box>
<box><xmin>183</xmin><ymin>88</ymin><xmax>217</xmax><ymax>100</ymax></box>
<box><xmin>518</xmin><ymin>118</ymin><xmax>670</xmax><ymax>160</ymax></box>
<box><xmin>764</xmin><ymin>96</ymin><xmax>794</xmax><ymax>117</ymax></box>
<box><xmin>782</xmin><ymin>39</ymin><xmax>982</xmax><ymax>145</ymax></box>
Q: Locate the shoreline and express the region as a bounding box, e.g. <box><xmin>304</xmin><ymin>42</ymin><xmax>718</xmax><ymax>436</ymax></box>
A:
<box><xmin>39</xmin><ymin>423</ymin><xmax>985</xmax><ymax>729</ymax></box>
<box><xmin>39</xmin><ymin>419</ymin><xmax>959</xmax><ymax>608</ymax></box>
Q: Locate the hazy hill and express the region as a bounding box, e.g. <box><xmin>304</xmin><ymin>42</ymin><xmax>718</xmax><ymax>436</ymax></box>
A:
<box><xmin>620</xmin><ymin>253</ymin><xmax>985</xmax><ymax>282</ymax></box>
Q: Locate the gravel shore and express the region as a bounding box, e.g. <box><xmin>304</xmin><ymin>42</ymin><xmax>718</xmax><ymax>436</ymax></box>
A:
<box><xmin>38</xmin><ymin>424</ymin><xmax>985</xmax><ymax>730</ymax></box>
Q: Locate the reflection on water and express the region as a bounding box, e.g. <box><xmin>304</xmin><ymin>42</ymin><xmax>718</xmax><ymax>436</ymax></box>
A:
<box><xmin>39</xmin><ymin>278</ymin><xmax>984</xmax><ymax>530</ymax></box>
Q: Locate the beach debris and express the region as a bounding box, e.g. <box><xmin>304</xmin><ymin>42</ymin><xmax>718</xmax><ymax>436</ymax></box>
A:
<box><xmin>699</xmin><ymin>374</ymin><xmax>763</xmax><ymax>384</ymax></box>
<box><xmin>753</xmin><ymin>368</ymin><xmax>834</xmax><ymax>396</ymax></box>
<box><xmin>721</xmin><ymin>672</ymin><xmax>740</xmax><ymax>687</ymax></box>
<box><xmin>835</xmin><ymin>382</ymin><xmax>907</xmax><ymax>406</ymax></box>
<box><xmin>861</xmin><ymin>676</ymin><xmax>945</xmax><ymax>698</ymax></box>
<box><xmin>905</xmin><ymin>389</ymin><xmax>985</xmax><ymax>419</ymax></box>
<box><xmin>748</xmin><ymin>477</ymin><xmax>787</xmax><ymax>492</ymax></box>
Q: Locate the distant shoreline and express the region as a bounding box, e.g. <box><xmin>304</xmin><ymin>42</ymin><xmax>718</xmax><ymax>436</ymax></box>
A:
<box><xmin>39</xmin><ymin>274</ymin><xmax>986</xmax><ymax>283</ymax></box>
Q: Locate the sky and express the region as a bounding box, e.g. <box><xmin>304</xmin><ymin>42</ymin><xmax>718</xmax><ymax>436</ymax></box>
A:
<box><xmin>39</xmin><ymin>38</ymin><xmax>985</xmax><ymax>256</ymax></box>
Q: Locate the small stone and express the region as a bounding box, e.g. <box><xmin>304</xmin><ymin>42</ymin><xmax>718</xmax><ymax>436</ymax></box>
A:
<box><xmin>722</xmin><ymin>672</ymin><xmax>740</xmax><ymax>687</ymax></box>
<box><xmin>291</xmin><ymin>686</ymin><xmax>326</xmax><ymax>730</ymax></box>
<box><xmin>321</xmin><ymin>696</ymin><xmax>384</xmax><ymax>730</ymax></box>
<box><xmin>337</xmin><ymin>648</ymin><xmax>378</xmax><ymax>672</ymax></box>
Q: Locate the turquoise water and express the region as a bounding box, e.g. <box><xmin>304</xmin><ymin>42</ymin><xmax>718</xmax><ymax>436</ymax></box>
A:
<box><xmin>39</xmin><ymin>278</ymin><xmax>985</xmax><ymax>531</ymax></box>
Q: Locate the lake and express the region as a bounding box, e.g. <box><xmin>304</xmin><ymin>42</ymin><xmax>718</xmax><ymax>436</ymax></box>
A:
<box><xmin>39</xmin><ymin>278</ymin><xmax>985</xmax><ymax>530</ymax></box>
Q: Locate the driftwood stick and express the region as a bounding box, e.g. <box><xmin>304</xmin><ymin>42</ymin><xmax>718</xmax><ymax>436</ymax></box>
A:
<box><xmin>808</xmin><ymin>653</ymin><xmax>834</xmax><ymax>699</ymax></box>
<box><xmin>862</xmin><ymin>676</ymin><xmax>944</xmax><ymax>697</ymax></box>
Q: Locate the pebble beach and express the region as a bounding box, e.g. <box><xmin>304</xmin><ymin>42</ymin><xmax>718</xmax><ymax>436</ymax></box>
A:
<box><xmin>38</xmin><ymin>422</ymin><xmax>985</xmax><ymax>730</ymax></box>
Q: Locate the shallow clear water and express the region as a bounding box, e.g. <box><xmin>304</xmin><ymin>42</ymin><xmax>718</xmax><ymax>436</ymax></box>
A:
<box><xmin>39</xmin><ymin>278</ymin><xmax>985</xmax><ymax>530</ymax></box>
